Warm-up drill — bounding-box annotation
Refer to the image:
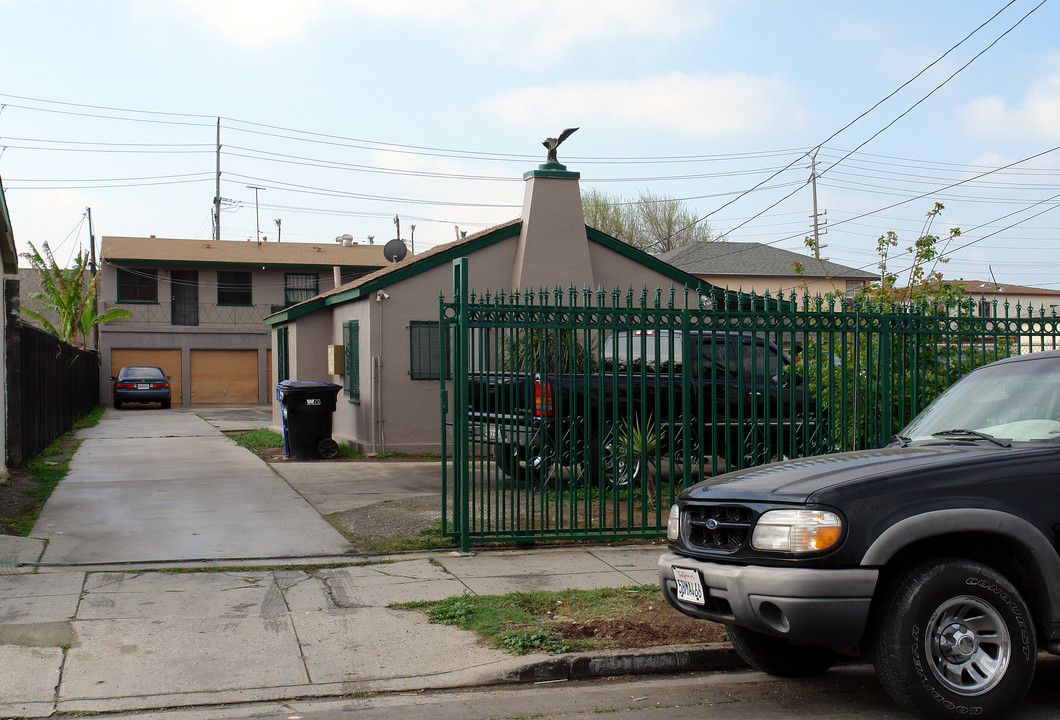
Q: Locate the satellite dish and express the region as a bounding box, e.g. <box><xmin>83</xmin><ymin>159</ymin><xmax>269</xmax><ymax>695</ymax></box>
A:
<box><xmin>383</xmin><ymin>238</ymin><xmax>408</xmax><ymax>263</ymax></box>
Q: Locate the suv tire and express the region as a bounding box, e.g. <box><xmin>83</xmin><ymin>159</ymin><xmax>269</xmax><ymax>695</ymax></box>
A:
<box><xmin>872</xmin><ymin>558</ymin><xmax>1036</xmax><ymax>720</ymax></box>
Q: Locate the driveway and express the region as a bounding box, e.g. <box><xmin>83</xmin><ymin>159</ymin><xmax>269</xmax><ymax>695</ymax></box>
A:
<box><xmin>32</xmin><ymin>408</ymin><xmax>355</xmax><ymax>565</ymax></box>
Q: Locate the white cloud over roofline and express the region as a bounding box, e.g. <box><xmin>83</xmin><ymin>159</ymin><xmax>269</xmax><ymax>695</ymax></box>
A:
<box><xmin>479</xmin><ymin>71</ymin><xmax>805</xmax><ymax>138</ymax></box>
<box><xmin>958</xmin><ymin>54</ymin><xmax>1060</xmax><ymax>143</ymax></box>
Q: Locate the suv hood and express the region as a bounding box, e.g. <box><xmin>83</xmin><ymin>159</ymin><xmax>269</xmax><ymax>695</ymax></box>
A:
<box><xmin>681</xmin><ymin>444</ymin><xmax>1013</xmax><ymax>502</ymax></box>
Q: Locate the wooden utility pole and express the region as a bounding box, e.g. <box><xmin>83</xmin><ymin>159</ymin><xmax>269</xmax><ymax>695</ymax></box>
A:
<box><xmin>214</xmin><ymin>118</ymin><xmax>221</xmax><ymax>242</ymax></box>
<box><xmin>807</xmin><ymin>148</ymin><xmax>827</xmax><ymax>260</ymax></box>
<box><xmin>87</xmin><ymin>207</ymin><xmax>99</xmax><ymax>351</ymax></box>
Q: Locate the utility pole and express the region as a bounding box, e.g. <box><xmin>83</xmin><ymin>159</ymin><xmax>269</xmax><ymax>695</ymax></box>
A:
<box><xmin>214</xmin><ymin>118</ymin><xmax>222</xmax><ymax>242</ymax></box>
<box><xmin>807</xmin><ymin>148</ymin><xmax>827</xmax><ymax>260</ymax></box>
<box><xmin>246</xmin><ymin>185</ymin><xmax>265</xmax><ymax>245</ymax></box>
<box><xmin>87</xmin><ymin>207</ymin><xmax>99</xmax><ymax>351</ymax></box>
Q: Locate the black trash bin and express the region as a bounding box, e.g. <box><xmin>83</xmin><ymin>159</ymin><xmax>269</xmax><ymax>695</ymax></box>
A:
<box><xmin>276</xmin><ymin>380</ymin><xmax>343</xmax><ymax>460</ymax></box>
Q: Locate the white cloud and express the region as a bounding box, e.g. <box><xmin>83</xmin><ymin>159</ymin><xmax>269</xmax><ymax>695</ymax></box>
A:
<box><xmin>141</xmin><ymin>0</ymin><xmax>715</xmax><ymax>58</ymax></box>
<box><xmin>478</xmin><ymin>71</ymin><xmax>804</xmax><ymax>138</ymax></box>
<box><xmin>163</xmin><ymin>0</ymin><xmax>326</xmax><ymax>46</ymax></box>
<box><xmin>958</xmin><ymin>55</ymin><xmax>1060</xmax><ymax>142</ymax></box>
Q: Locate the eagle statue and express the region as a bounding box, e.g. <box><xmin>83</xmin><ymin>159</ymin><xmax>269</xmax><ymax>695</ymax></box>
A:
<box><xmin>542</xmin><ymin>127</ymin><xmax>579</xmax><ymax>164</ymax></box>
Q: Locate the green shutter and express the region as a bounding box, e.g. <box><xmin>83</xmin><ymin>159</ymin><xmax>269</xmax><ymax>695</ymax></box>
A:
<box><xmin>276</xmin><ymin>327</ymin><xmax>290</xmax><ymax>383</ymax></box>
<box><xmin>344</xmin><ymin>320</ymin><xmax>360</xmax><ymax>403</ymax></box>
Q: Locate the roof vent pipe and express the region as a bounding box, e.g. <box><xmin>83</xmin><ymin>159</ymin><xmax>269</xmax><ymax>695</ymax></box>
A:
<box><xmin>333</xmin><ymin>266</ymin><xmax>342</xmax><ymax>288</ymax></box>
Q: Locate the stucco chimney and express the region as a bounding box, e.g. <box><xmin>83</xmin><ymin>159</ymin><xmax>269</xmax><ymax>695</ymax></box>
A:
<box><xmin>510</xmin><ymin>161</ymin><xmax>594</xmax><ymax>291</ymax></box>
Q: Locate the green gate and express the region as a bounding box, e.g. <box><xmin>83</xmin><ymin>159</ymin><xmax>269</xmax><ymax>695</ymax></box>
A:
<box><xmin>440</xmin><ymin>259</ymin><xmax>1059</xmax><ymax>551</ymax></box>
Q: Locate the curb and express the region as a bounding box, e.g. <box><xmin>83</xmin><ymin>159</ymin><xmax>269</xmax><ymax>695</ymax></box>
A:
<box><xmin>504</xmin><ymin>643</ymin><xmax>743</xmax><ymax>683</ymax></box>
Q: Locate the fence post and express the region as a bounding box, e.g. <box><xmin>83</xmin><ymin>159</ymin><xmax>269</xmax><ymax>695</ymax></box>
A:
<box><xmin>879</xmin><ymin>313</ymin><xmax>893</xmax><ymax>441</ymax></box>
<box><xmin>452</xmin><ymin>258</ymin><xmax>471</xmax><ymax>553</ymax></box>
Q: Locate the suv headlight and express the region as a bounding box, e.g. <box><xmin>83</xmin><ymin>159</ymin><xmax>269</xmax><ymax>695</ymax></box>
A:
<box><xmin>751</xmin><ymin>509</ymin><xmax>842</xmax><ymax>552</ymax></box>
<box><xmin>667</xmin><ymin>504</ymin><xmax>680</xmax><ymax>541</ymax></box>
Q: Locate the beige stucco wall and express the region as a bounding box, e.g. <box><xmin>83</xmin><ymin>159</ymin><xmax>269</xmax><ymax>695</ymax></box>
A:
<box><xmin>699</xmin><ymin>273</ymin><xmax>866</xmax><ymax>299</ymax></box>
<box><xmin>276</xmin><ymin>231</ymin><xmax>712</xmax><ymax>454</ymax></box>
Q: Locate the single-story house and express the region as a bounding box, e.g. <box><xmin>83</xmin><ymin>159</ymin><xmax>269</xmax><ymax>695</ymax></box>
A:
<box><xmin>265</xmin><ymin>160</ymin><xmax>715</xmax><ymax>453</ymax></box>
<box><xmin>957</xmin><ymin>280</ymin><xmax>1060</xmax><ymax>317</ymax></box>
<box><xmin>658</xmin><ymin>241</ymin><xmax>877</xmax><ymax>299</ymax></box>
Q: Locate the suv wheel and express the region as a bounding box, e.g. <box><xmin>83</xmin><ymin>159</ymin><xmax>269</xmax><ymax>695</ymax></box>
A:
<box><xmin>726</xmin><ymin>624</ymin><xmax>839</xmax><ymax>677</ymax></box>
<box><xmin>872</xmin><ymin>559</ymin><xmax>1036</xmax><ymax>720</ymax></box>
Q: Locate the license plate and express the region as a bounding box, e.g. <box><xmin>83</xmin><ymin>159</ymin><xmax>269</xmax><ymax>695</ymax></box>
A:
<box><xmin>473</xmin><ymin>424</ymin><xmax>502</xmax><ymax>442</ymax></box>
<box><xmin>672</xmin><ymin>566</ymin><xmax>705</xmax><ymax>605</ymax></box>
<box><xmin>137</xmin><ymin>383</ymin><xmax>150</xmax><ymax>390</ymax></box>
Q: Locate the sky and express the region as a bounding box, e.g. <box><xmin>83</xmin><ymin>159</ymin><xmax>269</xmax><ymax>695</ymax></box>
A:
<box><xmin>2</xmin><ymin>0</ymin><xmax>1059</xmax><ymax>294</ymax></box>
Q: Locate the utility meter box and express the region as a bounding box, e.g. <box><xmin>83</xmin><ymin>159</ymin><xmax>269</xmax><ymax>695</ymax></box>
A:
<box><xmin>327</xmin><ymin>345</ymin><xmax>344</xmax><ymax>375</ymax></box>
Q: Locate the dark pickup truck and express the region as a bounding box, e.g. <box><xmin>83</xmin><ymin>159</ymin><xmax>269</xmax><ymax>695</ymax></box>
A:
<box><xmin>659</xmin><ymin>349</ymin><xmax>1060</xmax><ymax>720</ymax></box>
<box><xmin>469</xmin><ymin>329</ymin><xmax>822</xmax><ymax>488</ymax></box>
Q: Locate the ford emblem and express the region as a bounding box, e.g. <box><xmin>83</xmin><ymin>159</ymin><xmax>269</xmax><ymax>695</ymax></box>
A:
<box><xmin>705</xmin><ymin>518</ymin><xmax>718</xmax><ymax>530</ymax></box>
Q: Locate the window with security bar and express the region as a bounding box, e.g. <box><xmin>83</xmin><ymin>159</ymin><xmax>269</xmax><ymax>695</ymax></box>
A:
<box><xmin>409</xmin><ymin>320</ymin><xmax>451</xmax><ymax>381</ymax></box>
<box><xmin>285</xmin><ymin>273</ymin><xmax>319</xmax><ymax>306</ymax></box>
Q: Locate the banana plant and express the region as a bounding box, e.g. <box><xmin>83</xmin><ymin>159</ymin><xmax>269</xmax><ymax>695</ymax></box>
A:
<box><xmin>21</xmin><ymin>240</ymin><xmax>132</xmax><ymax>349</ymax></box>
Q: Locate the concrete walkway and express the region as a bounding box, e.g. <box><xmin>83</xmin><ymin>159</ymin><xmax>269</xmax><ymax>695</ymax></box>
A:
<box><xmin>0</xmin><ymin>407</ymin><xmax>737</xmax><ymax>718</ymax></box>
<box><xmin>32</xmin><ymin>408</ymin><xmax>353</xmax><ymax>565</ymax></box>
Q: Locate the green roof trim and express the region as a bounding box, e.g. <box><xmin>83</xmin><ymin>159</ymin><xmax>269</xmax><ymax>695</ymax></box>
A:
<box><xmin>523</xmin><ymin>162</ymin><xmax>580</xmax><ymax>180</ymax></box>
<box><xmin>264</xmin><ymin>221</ymin><xmax>523</xmax><ymax>326</ymax></box>
<box><xmin>583</xmin><ymin>227</ymin><xmax>716</xmax><ymax>293</ymax></box>
<box><xmin>264</xmin><ymin>224</ymin><xmax>745</xmax><ymax>326</ymax></box>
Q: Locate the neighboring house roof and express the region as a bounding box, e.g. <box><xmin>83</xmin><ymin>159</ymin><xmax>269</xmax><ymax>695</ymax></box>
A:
<box><xmin>958</xmin><ymin>280</ymin><xmax>1060</xmax><ymax>298</ymax></box>
<box><xmin>265</xmin><ymin>219</ymin><xmax>713</xmax><ymax>326</ymax></box>
<box><xmin>17</xmin><ymin>268</ymin><xmax>54</xmax><ymax>329</ymax></box>
<box><xmin>102</xmin><ymin>236</ymin><xmax>392</xmax><ymax>270</ymax></box>
<box><xmin>658</xmin><ymin>241</ymin><xmax>877</xmax><ymax>280</ymax></box>
<box><xmin>0</xmin><ymin>176</ymin><xmax>16</xmax><ymax>269</ymax></box>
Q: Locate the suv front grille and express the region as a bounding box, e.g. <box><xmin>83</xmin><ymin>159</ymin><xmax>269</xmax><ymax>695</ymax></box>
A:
<box><xmin>686</xmin><ymin>504</ymin><xmax>754</xmax><ymax>551</ymax></box>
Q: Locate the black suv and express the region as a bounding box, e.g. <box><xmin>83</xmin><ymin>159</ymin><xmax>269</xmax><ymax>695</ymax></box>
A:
<box><xmin>659</xmin><ymin>349</ymin><xmax>1060</xmax><ymax>720</ymax></box>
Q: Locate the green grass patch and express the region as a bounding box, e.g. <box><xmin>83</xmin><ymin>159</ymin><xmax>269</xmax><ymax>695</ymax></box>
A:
<box><xmin>336</xmin><ymin>443</ymin><xmax>365</xmax><ymax>459</ymax></box>
<box><xmin>73</xmin><ymin>404</ymin><xmax>106</xmax><ymax>430</ymax></box>
<box><xmin>398</xmin><ymin>584</ymin><xmax>659</xmax><ymax>655</ymax></box>
<box><xmin>0</xmin><ymin>405</ymin><xmax>106</xmax><ymax>536</ymax></box>
<box><xmin>231</xmin><ymin>428</ymin><xmax>285</xmax><ymax>455</ymax></box>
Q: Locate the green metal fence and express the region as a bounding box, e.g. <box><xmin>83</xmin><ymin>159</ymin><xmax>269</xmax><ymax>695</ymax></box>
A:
<box><xmin>440</xmin><ymin>259</ymin><xmax>1060</xmax><ymax>550</ymax></box>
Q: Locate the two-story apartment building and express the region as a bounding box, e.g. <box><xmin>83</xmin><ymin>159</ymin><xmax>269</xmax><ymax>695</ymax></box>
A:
<box><xmin>99</xmin><ymin>236</ymin><xmax>394</xmax><ymax>406</ymax></box>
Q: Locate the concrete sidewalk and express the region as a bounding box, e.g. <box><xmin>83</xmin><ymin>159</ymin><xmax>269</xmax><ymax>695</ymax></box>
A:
<box><xmin>0</xmin><ymin>542</ymin><xmax>737</xmax><ymax>718</ymax></box>
<box><xmin>0</xmin><ymin>407</ymin><xmax>738</xmax><ymax>718</ymax></box>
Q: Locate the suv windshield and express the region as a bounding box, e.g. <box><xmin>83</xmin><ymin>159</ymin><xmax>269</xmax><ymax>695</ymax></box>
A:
<box><xmin>902</xmin><ymin>356</ymin><xmax>1060</xmax><ymax>443</ymax></box>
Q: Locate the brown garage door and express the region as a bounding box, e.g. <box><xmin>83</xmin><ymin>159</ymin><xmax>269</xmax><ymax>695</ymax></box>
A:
<box><xmin>190</xmin><ymin>349</ymin><xmax>258</xmax><ymax>405</ymax></box>
<box><xmin>111</xmin><ymin>349</ymin><xmax>183</xmax><ymax>407</ymax></box>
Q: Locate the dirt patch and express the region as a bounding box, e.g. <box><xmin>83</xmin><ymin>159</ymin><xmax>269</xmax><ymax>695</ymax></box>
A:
<box><xmin>0</xmin><ymin>473</ymin><xmax>41</xmax><ymax>535</ymax></box>
<box><xmin>549</xmin><ymin>593</ymin><xmax>727</xmax><ymax>648</ymax></box>
<box><xmin>329</xmin><ymin>495</ymin><xmax>443</xmax><ymax>539</ymax></box>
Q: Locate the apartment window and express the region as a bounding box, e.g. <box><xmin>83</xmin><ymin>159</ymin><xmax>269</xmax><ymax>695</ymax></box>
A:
<box><xmin>409</xmin><ymin>320</ymin><xmax>450</xmax><ymax>381</ymax></box>
<box><xmin>285</xmin><ymin>273</ymin><xmax>319</xmax><ymax>306</ymax></box>
<box><xmin>217</xmin><ymin>271</ymin><xmax>253</xmax><ymax>306</ymax></box>
<box><xmin>116</xmin><ymin>268</ymin><xmax>158</xmax><ymax>303</ymax></box>
<box><xmin>979</xmin><ymin>299</ymin><xmax>993</xmax><ymax>318</ymax></box>
<box><xmin>343</xmin><ymin>320</ymin><xmax>360</xmax><ymax>403</ymax></box>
